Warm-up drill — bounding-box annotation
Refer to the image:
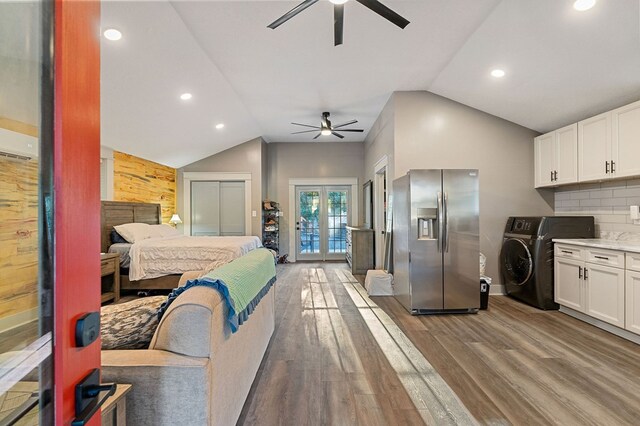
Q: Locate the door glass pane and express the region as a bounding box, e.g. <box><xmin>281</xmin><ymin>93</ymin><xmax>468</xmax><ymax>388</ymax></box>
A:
<box><xmin>299</xmin><ymin>191</ymin><xmax>320</xmax><ymax>254</ymax></box>
<box><xmin>327</xmin><ymin>191</ymin><xmax>348</xmax><ymax>253</ymax></box>
<box><xmin>0</xmin><ymin>1</ymin><xmax>53</xmax><ymax>423</ymax></box>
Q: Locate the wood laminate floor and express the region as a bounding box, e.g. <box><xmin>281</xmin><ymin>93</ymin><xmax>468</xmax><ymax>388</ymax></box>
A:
<box><xmin>239</xmin><ymin>262</ymin><xmax>640</xmax><ymax>426</ymax></box>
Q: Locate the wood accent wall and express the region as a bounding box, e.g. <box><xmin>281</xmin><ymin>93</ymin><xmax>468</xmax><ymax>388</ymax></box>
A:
<box><xmin>0</xmin><ymin>156</ymin><xmax>38</xmax><ymax>321</ymax></box>
<box><xmin>113</xmin><ymin>151</ymin><xmax>176</xmax><ymax>223</ymax></box>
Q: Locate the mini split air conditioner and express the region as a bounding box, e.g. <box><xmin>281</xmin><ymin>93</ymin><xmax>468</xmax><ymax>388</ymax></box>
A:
<box><xmin>0</xmin><ymin>127</ymin><xmax>38</xmax><ymax>160</ymax></box>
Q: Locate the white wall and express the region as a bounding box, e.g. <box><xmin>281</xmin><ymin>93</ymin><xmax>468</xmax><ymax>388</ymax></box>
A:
<box><xmin>555</xmin><ymin>179</ymin><xmax>640</xmax><ymax>241</ymax></box>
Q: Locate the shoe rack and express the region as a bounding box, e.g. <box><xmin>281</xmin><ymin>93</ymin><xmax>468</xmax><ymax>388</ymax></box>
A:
<box><xmin>262</xmin><ymin>200</ymin><xmax>280</xmax><ymax>254</ymax></box>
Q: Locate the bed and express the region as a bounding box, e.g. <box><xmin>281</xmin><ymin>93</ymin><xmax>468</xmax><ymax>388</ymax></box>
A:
<box><xmin>101</xmin><ymin>201</ymin><xmax>261</xmax><ymax>290</ymax></box>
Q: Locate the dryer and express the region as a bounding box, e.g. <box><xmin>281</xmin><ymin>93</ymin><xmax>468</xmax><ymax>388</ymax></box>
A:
<box><xmin>500</xmin><ymin>216</ymin><xmax>594</xmax><ymax>310</ymax></box>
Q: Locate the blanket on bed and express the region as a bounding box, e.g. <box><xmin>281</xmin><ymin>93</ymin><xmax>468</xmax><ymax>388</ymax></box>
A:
<box><xmin>157</xmin><ymin>248</ymin><xmax>276</xmax><ymax>333</ymax></box>
<box><xmin>128</xmin><ymin>235</ymin><xmax>262</xmax><ymax>281</ymax></box>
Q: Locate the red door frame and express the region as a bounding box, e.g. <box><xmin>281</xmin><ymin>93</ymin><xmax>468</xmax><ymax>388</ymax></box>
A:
<box><xmin>54</xmin><ymin>0</ymin><xmax>102</xmax><ymax>423</ymax></box>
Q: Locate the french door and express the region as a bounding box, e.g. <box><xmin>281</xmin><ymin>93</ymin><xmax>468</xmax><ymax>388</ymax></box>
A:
<box><xmin>296</xmin><ymin>186</ymin><xmax>350</xmax><ymax>261</ymax></box>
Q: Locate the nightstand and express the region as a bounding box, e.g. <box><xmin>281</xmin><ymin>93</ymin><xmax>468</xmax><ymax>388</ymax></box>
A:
<box><xmin>101</xmin><ymin>253</ymin><xmax>121</xmax><ymax>303</ymax></box>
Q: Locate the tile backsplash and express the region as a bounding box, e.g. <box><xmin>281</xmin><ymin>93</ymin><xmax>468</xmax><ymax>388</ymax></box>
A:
<box><xmin>555</xmin><ymin>178</ymin><xmax>640</xmax><ymax>242</ymax></box>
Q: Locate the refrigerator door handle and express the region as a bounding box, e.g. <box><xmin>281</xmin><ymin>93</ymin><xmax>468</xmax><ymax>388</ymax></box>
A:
<box><xmin>444</xmin><ymin>192</ymin><xmax>450</xmax><ymax>252</ymax></box>
<box><xmin>437</xmin><ymin>192</ymin><xmax>444</xmax><ymax>253</ymax></box>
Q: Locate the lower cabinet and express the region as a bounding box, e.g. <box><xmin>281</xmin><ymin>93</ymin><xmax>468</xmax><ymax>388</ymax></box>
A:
<box><xmin>554</xmin><ymin>244</ymin><xmax>626</xmax><ymax>330</ymax></box>
<box><xmin>555</xmin><ymin>257</ymin><xmax>585</xmax><ymax>311</ymax></box>
<box><xmin>626</xmin><ymin>271</ymin><xmax>640</xmax><ymax>335</ymax></box>
<box><xmin>585</xmin><ymin>263</ymin><xmax>625</xmax><ymax>328</ymax></box>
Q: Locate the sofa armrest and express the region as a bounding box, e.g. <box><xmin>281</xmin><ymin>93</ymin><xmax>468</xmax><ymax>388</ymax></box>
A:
<box><xmin>101</xmin><ymin>349</ymin><xmax>210</xmax><ymax>426</ymax></box>
<box><xmin>178</xmin><ymin>270</ymin><xmax>203</xmax><ymax>287</ymax></box>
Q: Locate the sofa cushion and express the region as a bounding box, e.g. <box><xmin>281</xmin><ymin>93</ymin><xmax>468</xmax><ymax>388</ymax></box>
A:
<box><xmin>101</xmin><ymin>296</ymin><xmax>166</xmax><ymax>350</ymax></box>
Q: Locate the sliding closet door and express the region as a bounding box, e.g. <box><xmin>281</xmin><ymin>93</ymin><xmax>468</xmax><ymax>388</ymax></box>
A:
<box><xmin>191</xmin><ymin>181</ymin><xmax>220</xmax><ymax>236</ymax></box>
<box><xmin>219</xmin><ymin>182</ymin><xmax>245</xmax><ymax>236</ymax></box>
<box><xmin>190</xmin><ymin>181</ymin><xmax>245</xmax><ymax>236</ymax></box>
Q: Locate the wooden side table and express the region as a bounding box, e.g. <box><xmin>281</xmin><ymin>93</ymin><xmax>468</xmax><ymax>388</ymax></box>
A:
<box><xmin>100</xmin><ymin>253</ymin><xmax>121</xmax><ymax>303</ymax></box>
<box><xmin>101</xmin><ymin>384</ymin><xmax>132</xmax><ymax>426</ymax></box>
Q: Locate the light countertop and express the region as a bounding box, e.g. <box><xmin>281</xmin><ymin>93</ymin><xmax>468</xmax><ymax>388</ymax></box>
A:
<box><xmin>553</xmin><ymin>238</ymin><xmax>640</xmax><ymax>254</ymax></box>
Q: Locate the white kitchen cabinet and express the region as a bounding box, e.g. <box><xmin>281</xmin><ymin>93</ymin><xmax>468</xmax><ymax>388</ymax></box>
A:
<box><xmin>612</xmin><ymin>100</ymin><xmax>640</xmax><ymax>179</ymax></box>
<box><xmin>585</xmin><ymin>263</ymin><xmax>625</xmax><ymax>328</ymax></box>
<box><xmin>535</xmin><ymin>132</ymin><xmax>555</xmax><ymax>187</ymax></box>
<box><xmin>578</xmin><ymin>111</ymin><xmax>611</xmax><ymax>182</ymax></box>
<box><xmin>534</xmin><ymin>124</ymin><xmax>577</xmax><ymax>188</ymax></box>
<box><xmin>626</xmin><ymin>271</ymin><xmax>640</xmax><ymax>335</ymax></box>
<box><xmin>555</xmin><ymin>257</ymin><xmax>585</xmax><ymax>312</ymax></box>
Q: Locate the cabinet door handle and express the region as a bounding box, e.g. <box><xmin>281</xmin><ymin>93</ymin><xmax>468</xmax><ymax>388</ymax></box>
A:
<box><xmin>562</xmin><ymin>250</ymin><xmax>573</xmax><ymax>254</ymax></box>
<box><xmin>554</xmin><ymin>170</ymin><xmax>558</xmax><ymax>181</ymax></box>
<box><xmin>578</xmin><ymin>266</ymin><xmax>583</xmax><ymax>279</ymax></box>
<box><xmin>584</xmin><ymin>268</ymin><xmax>588</xmax><ymax>280</ymax></box>
<box><xmin>611</xmin><ymin>160</ymin><xmax>615</xmax><ymax>173</ymax></box>
<box><xmin>605</xmin><ymin>161</ymin><xmax>610</xmax><ymax>174</ymax></box>
<box><xmin>594</xmin><ymin>255</ymin><xmax>609</xmax><ymax>260</ymax></box>
<box><xmin>550</xmin><ymin>171</ymin><xmax>554</xmax><ymax>181</ymax></box>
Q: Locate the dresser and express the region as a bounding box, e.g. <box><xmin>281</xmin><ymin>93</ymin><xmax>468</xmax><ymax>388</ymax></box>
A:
<box><xmin>346</xmin><ymin>226</ymin><xmax>374</xmax><ymax>275</ymax></box>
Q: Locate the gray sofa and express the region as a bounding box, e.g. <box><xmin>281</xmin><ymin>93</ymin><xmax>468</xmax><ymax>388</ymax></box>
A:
<box><xmin>101</xmin><ymin>272</ymin><xmax>275</xmax><ymax>425</ymax></box>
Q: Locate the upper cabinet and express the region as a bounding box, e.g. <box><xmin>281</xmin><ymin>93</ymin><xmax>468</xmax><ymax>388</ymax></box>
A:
<box><xmin>578</xmin><ymin>112</ymin><xmax>611</xmax><ymax>182</ymax></box>
<box><xmin>535</xmin><ymin>99</ymin><xmax>640</xmax><ymax>188</ymax></box>
<box><xmin>612</xmin><ymin>100</ymin><xmax>640</xmax><ymax>179</ymax></box>
<box><xmin>534</xmin><ymin>124</ymin><xmax>578</xmax><ymax>188</ymax></box>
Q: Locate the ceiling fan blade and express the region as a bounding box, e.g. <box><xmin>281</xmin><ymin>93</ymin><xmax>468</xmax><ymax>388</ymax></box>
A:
<box><xmin>268</xmin><ymin>0</ymin><xmax>320</xmax><ymax>29</ymax></box>
<box><xmin>332</xmin><ymin>129</ymin><xmax>364</xmax><ymax>132</ymax></box>
<box><xmin>355</xmin><ymin>0</ymin><xmax>410</xmax><ymax>29</ymax></box>
<box><xmin>291</xmin><ymin>122</ymin><xmax>321</xmax><ymax>129</ymax></box>
<box><xmin>331</xmin><ymin>131</ymin><xmax>345</xmax><ymax>139</ymax></box>
<box><xmin>333</xmin><ymin>119</ymin><xmax>358</xmax><ymax>129</ymax></box>
<box><xmin>292</xmin><ymin>129</ymin><xmax>321</xmax><ymax>135</ymax></box>
<box><xmin>313</xmin><ymin>133</ymin><xmax>322</xmax><ymax>140</ymax></box>
<box><xmin>334</xmin><ymin>4</ymin><xmax>344</xmax><ymax>46</ymax></box>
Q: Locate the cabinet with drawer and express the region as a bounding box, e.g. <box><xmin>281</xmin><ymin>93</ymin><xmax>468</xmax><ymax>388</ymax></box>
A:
<box><xmin>346</xmin><ymin>227</ymin><xmax>374</xmax><ymax>275</ymax></box>
<box><xmin>555</xmin><ymin>244</ymin><xmax>625</xmax><ymax>328</ymax></box>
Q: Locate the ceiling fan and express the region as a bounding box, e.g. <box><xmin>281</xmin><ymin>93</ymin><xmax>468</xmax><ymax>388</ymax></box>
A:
<box><xmin>267</xmin><ymin>0</ymin><xmax>410</xmax><ymax>46</ymax></box>
<box><xmin>291</xmin><ymin>112</ymin><xmax>364</xmax><ymax>139</ymax></box>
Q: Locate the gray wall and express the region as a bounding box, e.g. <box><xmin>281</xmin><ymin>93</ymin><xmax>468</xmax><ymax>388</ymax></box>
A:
<box><xmin>266</xmin><ymin>142</ymin><xmax>365</xmax><ymax>258</ymax></box>
<box><xmin>365</xmin><ymin>91</ymin><xmax>554</xmax><ymax>285</ymax></box>
<box><xmin>177</xmin><ymin>137</ymin><xmax>265</xmax><ymax>237</ymax></box>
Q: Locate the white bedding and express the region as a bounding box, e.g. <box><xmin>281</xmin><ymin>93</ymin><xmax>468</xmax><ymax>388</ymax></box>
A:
<box><xmin>128</xmin><ymin>235</ymin><xmax>262</xmax><ymax>281</ymax></box>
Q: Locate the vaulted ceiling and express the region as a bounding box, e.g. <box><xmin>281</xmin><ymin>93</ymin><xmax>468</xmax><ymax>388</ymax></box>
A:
<box><xmin>56</xmin><ymin>1</ymin><xmax>640</xmax><ymax>167</ymax></box>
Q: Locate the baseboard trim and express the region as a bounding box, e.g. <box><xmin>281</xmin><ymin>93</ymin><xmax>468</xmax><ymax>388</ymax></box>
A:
<box><xmin>559</xmin><ymin>306</ymin><xmax>640</xmax><ymax>345</ymax></box>
<box><xmin>489</xmin><ymin>284</ymin><xmax>505</xmax><ymax>295</ymax></box>
<box><xmin>0</xmin><ymin>308</ymin><xmax>38</xmax><ymax>333</ymax></box>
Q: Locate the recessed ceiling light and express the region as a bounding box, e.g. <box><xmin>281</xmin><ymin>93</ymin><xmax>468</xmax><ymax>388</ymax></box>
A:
<box><xmin>329</xmin><ymin>0</ymin><xmax>349</xmax><ymax>4</ymax></box>
<box><xmin>573</xmin><ymin>0</ymin><xmax>596</xmax><ymax>11</ymax></box>
<box><xmin>103</xmin><ymin>28</ymin><xmax>122</xmax><ymax>41</ymax></box>
<box><xmin>491</xmin><ymin>69</ymin><xmax>506</xmax><ymax>78</ymax></box>
<box><xmin>215</xmin><ymin>123</ymin><xmax>225</xmax><ymax>129</ymax></box>
<box><xmin>180</xmin><ymin>93</ymin><xmax>192</xmax><ymax>101</ymax></box>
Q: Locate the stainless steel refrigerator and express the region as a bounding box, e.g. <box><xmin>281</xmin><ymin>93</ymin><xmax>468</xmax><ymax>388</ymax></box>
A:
<box><xmin>393</xmin><ymin>169</ymin><xmax>480</xmax><ymax>314</ymax></box>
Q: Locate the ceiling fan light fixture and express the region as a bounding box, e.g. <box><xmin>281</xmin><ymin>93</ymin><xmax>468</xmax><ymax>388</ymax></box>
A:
<box><xmin>321</xmin><ymin>129</ymin><xmax>332</xmax><ymax>136</ymax></box>
<box><xmin>329</xmin><ymin>0</ymin><xmax>349</xmax><ymax>4</ymax></box>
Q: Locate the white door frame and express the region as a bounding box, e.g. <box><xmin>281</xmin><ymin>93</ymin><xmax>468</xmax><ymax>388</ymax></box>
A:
<box><xmin>288</xmin><ymin>177</ymin><xmax>358</xmax><ymax>262</ymax></box>
<box><xmin>373</xmin><ymin>156</ymin><xmax>388</xmax><ymax>268</ymax></box>
<box><xmin>182</xmin><ymin>172</ymin><xmax>252</xmax><ymax>236</ymax></box>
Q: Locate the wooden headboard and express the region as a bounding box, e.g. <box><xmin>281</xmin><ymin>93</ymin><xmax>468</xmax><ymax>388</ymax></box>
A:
<box><xmin>101</xmin><ymin>201</ymin><xmax>161</xmax><ymax>252</ymax></box>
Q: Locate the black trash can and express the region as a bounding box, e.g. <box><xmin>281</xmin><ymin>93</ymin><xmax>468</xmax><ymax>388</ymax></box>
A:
<box><xmin>480</xmin><ymin>277</ymin><xmax>491</xmax><ymax>310</ymax></box>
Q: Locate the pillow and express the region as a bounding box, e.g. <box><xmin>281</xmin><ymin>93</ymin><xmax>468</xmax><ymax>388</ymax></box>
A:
<box><xmin>100</xmin><ymin>296</ymin><xmax>166</xmax><ymax>350</ymax></box>
<box><xmin>110</xmin><ymin>229</ymin><xmax>128</xmax><ymax>244</ymax></box>
<box><xmin>147</xmin><ymin>224</ymin><xmax>181</xmax><ymax>239</ymax></box>
<box><xmin>113</xmin><ymin>223</ymin><xmax>151</xmax><ymax>243</ymax></box>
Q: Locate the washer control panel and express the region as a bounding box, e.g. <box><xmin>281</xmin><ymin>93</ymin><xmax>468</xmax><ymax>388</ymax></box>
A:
<box><xmin>506</xmin><ymin>217</ymin><xmax>542</xmax><ymax>235</ymax></box>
